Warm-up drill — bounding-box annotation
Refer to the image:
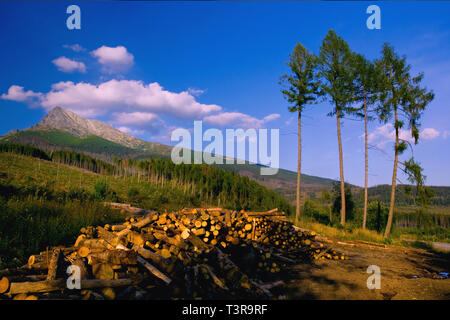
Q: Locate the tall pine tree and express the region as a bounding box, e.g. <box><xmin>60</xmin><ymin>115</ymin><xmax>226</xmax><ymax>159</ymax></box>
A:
<box><xmin>318</xmin><ymin>30</ymin><xmax>356</xmax><ymax>225</ymax></box>
<box><xmin>375</xmin><ymin>43</ymin><xmax>434</xmax><ymax>237</ymax></box>
<box><xmin>350</xmin><ymin>53</ymin><xmax>380</xmax><ymax>229</ymax></box>
<box><xmin>280</xmin><ymin>42</ymin><xmax>321</xmax><ymax>221</ymax></box>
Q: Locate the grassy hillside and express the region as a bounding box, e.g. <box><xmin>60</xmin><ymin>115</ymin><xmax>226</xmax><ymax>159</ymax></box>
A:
<box><xmin>0</xmin><ymin>147</ymin><xmax>292</xmax><ymax>213</ymax></box>
<box><xmin>0</xmin><ymin>153</ymin><xmax>125</xmax><ymax>268</ymax></box>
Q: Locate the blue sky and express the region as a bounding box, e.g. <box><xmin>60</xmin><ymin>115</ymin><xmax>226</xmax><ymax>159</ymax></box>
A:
<box><xmin>0</xmin><ymin>1</ymin><xmax>449</xmax><ymax>186</ymax></box>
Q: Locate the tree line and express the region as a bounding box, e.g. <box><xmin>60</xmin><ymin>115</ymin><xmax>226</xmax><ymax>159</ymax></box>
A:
<box><xmin>280</xmin><ymin>30</ymin><xmax>434</xmax><ymax>237</ymax></box>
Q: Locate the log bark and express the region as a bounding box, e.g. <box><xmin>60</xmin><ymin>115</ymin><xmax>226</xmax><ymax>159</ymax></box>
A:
<box><xmin>213</xmin><ymin>248</ymin><xmax>252</xmax><ymax>291</ymax></box>
<box><xmin>65</xmin><ymin>257</ymin><xmax>88</xmax><ymax>280</ymax></box>
<box><xmin>6</xmin><ymin>276</ymin><xmax>144</xmax><ymax>295</ymax></box>
<box><xmin>249</xmin><ymin>279</ymin><xmax>273</xmax><ymax>298</ymax></box>
<box><xmin>186</xmin><ymin>234</ymin><xmax>210</xmax><ymax>251</ymax></box>
<box><xmin>132</xmin><ymin>214</ymin><xmax>157</xmax><ymax>229</ymax></box>
<box><xmin>76</xmin><ymin>238</ymin><xmax>112</xmax><ymax>250</ymax></box>
<box><xmin>132</xmin><ymin>245</ymin><xmax>166</xmax><ymax>268</ymax></box>
<box><xmin>88</xmin><ymin>249</ymin><xmax>137</xmax><ymax>265</ymax></box>
<box><xmin>126</xmin><ymin>231</ymin><xmax>145</xmax><ymax>247</ymax></box>
<box><xmin>245</xmin><ymin>209</ymin><xmax>282</xmax><ymax>217</ymax></box>
<box><xmin>153</xmin><ymin>232</ymin><xmax>188</xmax><ymax>250</ymax></box>
<box><xmin>46</xmin><ymin>249</ymin><xmax>61</xmax><ymax>281</ymax></box>
<box><xmin>110</xmin><ymin>225</ymin><xmax>127</xmax><ymax>232</ymax></box>
<box><xmin>91</xmin><ymin>263</ymin><xmax>115</xmax><ymax>280</ymax></box>
<box><xmin>27</xmin><ymin>254</ymin><xmax>48</xmax><ymax>269</ymax></box>
<box><xmin>137</xmin><ymin>256</ymin><xmax>171</xmax><ymax>285</ymax></box>
<box><xmin>97</xmin><ymin>226</ymin><xmax>128</xmax><ymax>247</ymax></box>
<box><xmin>200</xmin><ymin>264</ymin><xmax>228</xmax><ymax>290</ymax></box>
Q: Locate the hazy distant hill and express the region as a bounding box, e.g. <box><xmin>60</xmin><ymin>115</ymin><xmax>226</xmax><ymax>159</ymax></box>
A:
<box><xmin>363</xmin><ymin>184</ymin><xmax>450</xmax><ymax>207</ymax></box>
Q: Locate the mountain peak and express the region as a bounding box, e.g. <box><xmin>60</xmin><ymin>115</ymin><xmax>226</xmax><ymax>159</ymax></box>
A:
<box><xmin>47</xmin><ymin>106</ymin><xmax>72</xmax><ymax>117</ymax></box>
<box><xmin>30</xmin><ymin>106</ymin><xmax>150</xmax><ymax>150</ymax></box>
<box><xmin>33</xmin><ymin>106</ymin><xmax>89</xmax><ymax>137</ymax></box>
<box><xmin>49</xmin><ymin>106</ymin><xmax>65</xmax><ymax>113</ymax></box>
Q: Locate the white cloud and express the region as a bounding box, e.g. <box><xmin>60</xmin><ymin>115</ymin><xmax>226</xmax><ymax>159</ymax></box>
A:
<box><xmin>111</xmin><ymin>111</ymin><xmax>164</xmax><ymax>134</ymax></box>
<box><xmin>112</xmin><ymin>111</ymin><xmax>160</xmax><ymax>127</ymax></box>
<box><xmin>1</xmin><ymin>85</ymin><xmax>42</xmax><ymax>106</ymax></box>
<box><xmin>63</xmin><ymin>44</ymin><xmax>86</xmax><ymax>52</ymax></box>
<box><xmin>284</xmin><ymin>116</ymin><xmax>294</xmax><ymax>126</ymax></box>
<box><xmin>367</xmin><ymin>123</ymin><xmax>394</xmax><ymax>145</ymax></box>
<box><xmin>52</xmin><ymin>57</ymin><xmax>86</xmax><ymax>73</ymax></box>
<box><xmin>1</xmin><ymin>80</ymin><xmax>222</xmax><ymax>120</ymax></box>
<box><xmin>263</xmin><ymin>113</ymin><xmax>281</xmax><ymax>122</ymax></box>
<box><xmin>368</xmin><ymin>123</ymin><xmax>440</xmax><ymax>148</ymax></box>
<box><xmin>150</xmin><ymin>125</ymin><xmax>184</xmax><ymax>142</ymax></box>
<box><xmin>204</xmin><ymin>112</ymin><xmax>280</xmax><ymax>129</ymax></box>
<box><xmin>91</xmin><ymin>46</ymin><xmax>134</xmax><ymax>73</ymax></box>
<box><xmin>421</xmin><ymin>128</ymin><xmax>440</xmax><ymax>140</ymax></box>
<box><xmin>117</xmin><ymin>126</ymin><xmax>145</xmax><ymax>136</ymax></box>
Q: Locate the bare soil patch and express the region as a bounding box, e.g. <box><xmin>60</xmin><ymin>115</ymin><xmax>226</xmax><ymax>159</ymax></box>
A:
<box><xmin>282</xmin><ymin>238</ymin><xmax>450</xmax><ymax>300</ymax></box>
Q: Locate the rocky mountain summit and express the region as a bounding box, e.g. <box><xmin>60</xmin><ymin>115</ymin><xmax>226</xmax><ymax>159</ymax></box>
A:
<box><xmin>30</xmin><ymin>107</ymin><xmax>149</xmax><ymax>150</ymax></box>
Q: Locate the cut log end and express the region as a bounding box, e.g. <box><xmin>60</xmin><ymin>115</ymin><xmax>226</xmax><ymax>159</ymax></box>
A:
<box><xmin>78</xmin><ymin>246</ymin><xmax>91</xmax><ymax>258</ymax></box>
<box><xmin>0</xmin><ymin>276</ymin><xmax>10</xmax><ymax>294</ymax></box>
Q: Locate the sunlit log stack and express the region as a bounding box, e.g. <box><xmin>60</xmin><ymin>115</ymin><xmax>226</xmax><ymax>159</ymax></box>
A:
<box><xmin>0</xmin><ymin>204</ymin><xmax>347</xmax><ymax>300</ymax></box>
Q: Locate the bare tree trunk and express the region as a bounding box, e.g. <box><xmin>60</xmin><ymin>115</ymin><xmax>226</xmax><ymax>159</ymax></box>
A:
<box><xmin>363</xmin><ymin>91</ymin><xmax>368</xmax><ymax>229</ymax></box>
<box><xmin>384</xmin><ymin>108</ymin><xmax>399</xmax><ymax>238</ymax></box>
<box><xmin>296</xmin><ymin>110</ymin><xmax>302</xmax><ymax>222</ymax></box>
<box><xmin>336</xmin><ymin>107</ymin><xmax>346</xmax><ymax>225</ymax></box>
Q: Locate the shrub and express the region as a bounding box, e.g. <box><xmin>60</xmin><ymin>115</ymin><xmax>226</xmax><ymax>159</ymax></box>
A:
<box><xmin>94</xmin><ymin>180</ymin><xmax>109</xmax><ymax>200</ymax></box>
<box><xmin>127</xmin><ymin>187</ymin><xmax>140</xmax><ymax>198</ymax></box>
<box><xmin>67</xmin><ymin>188</ymin><xmax>90</xmax><ymax>201</ymax></box>
<box><xmin>332</xmin><ymin>182</ymin><xmax>355</xmax><ymax>221</ymax></box>
<box><xmin>366</xmin><ymin>201</ymin><xmax>389</xmax><ymax>232</ymax></box>
<box><xmin>302</xmin><ymin>198</ymin><xmax>331</xmax><ymax>225</ymax></box>
<box><xmin>0</xmin><ymin>197</ymin><xmax>123</xmax><ymax>268</ymax></box>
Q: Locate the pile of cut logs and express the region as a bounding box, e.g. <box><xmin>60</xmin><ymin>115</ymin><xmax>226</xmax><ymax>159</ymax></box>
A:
<box><xmin>0</xmin><ymin>204</ymin><xmax>347</xmax><ymax>300</ymax></box>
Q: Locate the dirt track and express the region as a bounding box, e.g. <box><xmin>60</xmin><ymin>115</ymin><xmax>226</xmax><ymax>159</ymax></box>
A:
<box><xmin>279</xmin><ymin>239</ymin><xmax>450</xmax><ymax>300</ymax></box>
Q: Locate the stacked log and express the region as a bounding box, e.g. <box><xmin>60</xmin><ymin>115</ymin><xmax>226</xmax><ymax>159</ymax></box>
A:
<box><xmin>0</xmin><ymin>205</ymin><xmax>347</xmax><ymax>300</ymax></box>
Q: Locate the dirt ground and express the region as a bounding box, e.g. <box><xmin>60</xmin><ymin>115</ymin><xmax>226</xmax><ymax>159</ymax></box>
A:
<box><xmin>279</xmin><ymin>238</ymin><xmax>450</xmax><ymax>300</ymax></box>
